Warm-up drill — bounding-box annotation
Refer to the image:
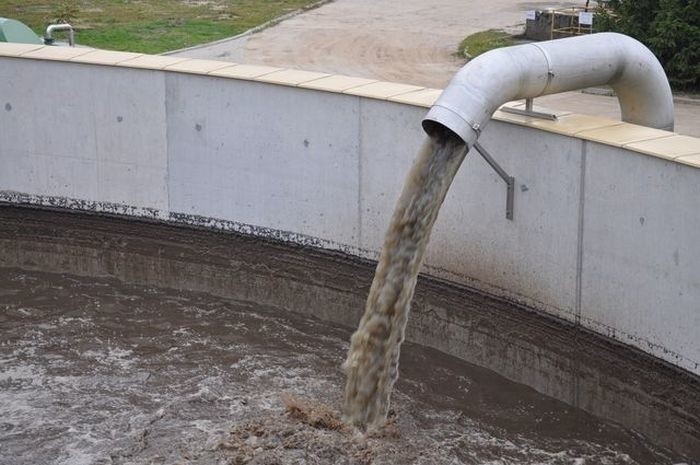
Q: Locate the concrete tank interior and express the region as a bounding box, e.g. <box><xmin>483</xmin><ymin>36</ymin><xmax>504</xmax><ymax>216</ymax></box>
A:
<box><xmin>1</xmin><ymin>42</ymin><xmax>699</xmax><ymax>463</ymax></box>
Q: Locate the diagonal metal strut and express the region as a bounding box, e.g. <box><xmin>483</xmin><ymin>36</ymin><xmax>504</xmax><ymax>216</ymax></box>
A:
<box><xmin>473</xmin><ymin>142</ymin><xmax>515</xmax><ymax>220</ymax></box>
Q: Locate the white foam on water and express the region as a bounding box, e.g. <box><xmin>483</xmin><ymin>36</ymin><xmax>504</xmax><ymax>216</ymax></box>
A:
<box><xmin>14</xmin><ymin>307</ymin><xmax>32</xmax><ymax>316</ymax></box>
<box><xmin>0</xmin><ymin>363</ymin><xmax>44</xmax><ymax>385</ymax></box>
<box><xmin>81</xmin><ymin>346</ymin><xmax>135</xmax><ymax>370</ymax></box>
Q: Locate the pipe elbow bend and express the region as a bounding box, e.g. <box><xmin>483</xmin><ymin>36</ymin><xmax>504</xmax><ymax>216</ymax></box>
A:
<box><xmin>424</xmin><ymin>33</ymin><xmax>674</xmax><ymax>145</ymax></box>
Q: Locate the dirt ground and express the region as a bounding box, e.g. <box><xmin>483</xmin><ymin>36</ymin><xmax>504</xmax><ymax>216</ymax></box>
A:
<box><xmin>171</xmin><ymin>0</ymin><xmax>700</xmax><ymax>137</ymax></box>
<box><xmin>172</xmin><ymin>0</ymin><xmax>582</xmax><ymax>87</ymax></box>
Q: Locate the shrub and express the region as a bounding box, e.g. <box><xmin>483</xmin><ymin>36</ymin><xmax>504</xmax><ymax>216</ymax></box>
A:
<box><xmin>595</xmin><ymin>0</ymin><xmax>699</xmax><ymax>90</ymax></box>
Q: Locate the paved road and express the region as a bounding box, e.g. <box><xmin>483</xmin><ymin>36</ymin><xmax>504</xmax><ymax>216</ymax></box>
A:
<box><xmin>172</xmin><ymin>0</ymin><xmax>699</xmax><ymax>136</ymax></box>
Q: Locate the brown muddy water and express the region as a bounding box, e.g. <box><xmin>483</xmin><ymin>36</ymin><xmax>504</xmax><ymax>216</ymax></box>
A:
<box><xmin>0</xmin><ymin>206</ymin><xmax>698</xmax><ymax>464</ymax></box>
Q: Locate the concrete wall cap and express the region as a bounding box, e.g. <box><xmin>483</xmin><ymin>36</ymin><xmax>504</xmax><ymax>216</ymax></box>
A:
<box><xmin>299</xmin><ymin>75</ymin><xmax>378</xmax><ymax>92</ymax></box>
<box><xmin>117</xmin><ymin>54</ymin><xmax>190</xmax><ymax>70</ymax></box>
<box><xmin>208</xmin><ymin>64</ymin><xmax>283</xmax><ymax>80</ymax></box>
<box><xmin>163</xmin><ymin>58</ymin><xmax>234</xmax><ymax>74</ymax></box>
<box><xmin>676</xmin><ymin>153</ymin><xmax>700</xmax><ymax>168</ymax></box>
<box><xmin>576</xmin><ymin>123</ymin><xmax>673</xmax><ymax>147</ymax></box>
<box><xmin>0</xmin><ymin>42</ymin><xmax>697</xmax><ymax>168</ymax></box>
<box><xmin>0</xmin><ymin>42</ymin><xmax>44</xmax><ymax>56</ymax></box>
<box><xmin>70</xmin><ymin>49</ymin><xmax>143</xmax><ymax>65</ymax></box>
<box><xmin>256</xmin><ymin>69</ymin><xmax>331</xmax><ymax>86</ymax></box>
<box><xmin>625</xmin><ymin>135</ymin><xmax>700</xmax><ymax>160</ymax></box>
<box><xmin>388</xmin><ymin>88</ymin><xmax>443</xmax><ymax>107</ymax></box>
<box><xmin>21</xmin><ymin>45</ymin><xmax>94</xmax><ymax>61</ymax></box>
<box><xmin>342</xmin><ymin>81</ymin><xmax>424</xmax><ymax>99</ymax></box>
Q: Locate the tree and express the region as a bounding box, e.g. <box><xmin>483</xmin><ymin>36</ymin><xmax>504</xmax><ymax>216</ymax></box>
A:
<box><xmin>596</xmin><ymin>0</ymin><xmax>699</xmax><ymax>90</ymax></box>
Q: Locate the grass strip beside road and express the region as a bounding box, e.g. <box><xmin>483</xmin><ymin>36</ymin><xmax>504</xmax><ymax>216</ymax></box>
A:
<box><xmin>457</xmin><ymin>29</ymin><xmax>518</xmax><ymax>60</ymax></box>
<box><xmin>1</xmin><ymin>0</ymin><xmax>320</xmax><ymax>54</ymax></box>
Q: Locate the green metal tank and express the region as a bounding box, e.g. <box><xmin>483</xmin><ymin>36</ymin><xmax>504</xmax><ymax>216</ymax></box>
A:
<box><xmin>0</xmin><ymin>18</ymin><xmax>43</xmax><ymax>45</ymax></box>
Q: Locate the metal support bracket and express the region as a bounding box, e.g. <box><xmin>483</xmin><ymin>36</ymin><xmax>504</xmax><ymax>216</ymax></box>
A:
<box><xmin>500</xmin><ymin>98</ymin><xmax>557</xmax><ymax>121</ymax></box>
<box><xmin>473</xmin><ymin>142</ymin><xmax>515</xmax><ymax>220</ymax></box>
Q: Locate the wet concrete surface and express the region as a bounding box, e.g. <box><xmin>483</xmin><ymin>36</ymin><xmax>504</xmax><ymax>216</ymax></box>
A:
<box><xmin>0</xmin><ymin>206</ymin><xmax>698</xmax><ymax>464</ymax></box>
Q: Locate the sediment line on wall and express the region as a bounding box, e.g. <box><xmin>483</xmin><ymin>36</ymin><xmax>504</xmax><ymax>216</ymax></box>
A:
<box><xmin>0</xmin><ymin>190</ymin><xmax>372</xmax><ymax>260</ymax></box>
<box><xmin>0</xmin><ymin>191</ymin><xmax>168</xmax><ymax>221</ymax></box>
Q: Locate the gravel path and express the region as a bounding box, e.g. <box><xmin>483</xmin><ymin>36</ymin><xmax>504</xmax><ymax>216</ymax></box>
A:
<box><xmin>172</xmin><ymin>0</ymin><xmax>582</xmax><ymax>88</ymax></box>
<box><xmin>172</xmin><ymin>0</ymin><xmax>699</xmax><ymax>137</ymax></box>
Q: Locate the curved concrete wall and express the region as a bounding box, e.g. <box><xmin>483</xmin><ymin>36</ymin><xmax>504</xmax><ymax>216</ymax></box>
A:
<box><xmin>1</xmin><ymin>44</ymin><xmax>699</xmax><ymax>378</ymax></box>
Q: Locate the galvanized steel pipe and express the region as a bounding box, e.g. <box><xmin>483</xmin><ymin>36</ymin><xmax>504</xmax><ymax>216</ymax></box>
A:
<box><xmin>423</xmin><ymin>33</ymin><xmax>674</xmax><ymax>147</ymax></box>
<box><xmin>45</xmin><ymin>24</ymin><xmax>75</xmax><ymax>47</ymax></box>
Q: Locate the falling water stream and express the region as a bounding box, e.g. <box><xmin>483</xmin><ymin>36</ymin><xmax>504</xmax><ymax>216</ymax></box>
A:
<box><xmin>343</xmin><ymin>131</ymin><xmax>467</xmax><ymax>428</ymax></box>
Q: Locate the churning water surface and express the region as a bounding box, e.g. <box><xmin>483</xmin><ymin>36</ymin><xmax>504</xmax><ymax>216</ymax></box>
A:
<box><xmin>0</xmin><ymin>207</ymin><xmax>697</xmax><ymax>464</ymax></box>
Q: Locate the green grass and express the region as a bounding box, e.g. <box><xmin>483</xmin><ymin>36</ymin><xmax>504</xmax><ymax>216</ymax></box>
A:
<box><xmin>0</xmin><ymin>0</ymin><xmax>321</xmax><ymax>53</ymax></box>
<box><xmin>457</xmin><ymin>29</ymin><xmax>518</xmax><ymax>60</ymax></box>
